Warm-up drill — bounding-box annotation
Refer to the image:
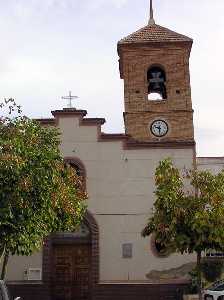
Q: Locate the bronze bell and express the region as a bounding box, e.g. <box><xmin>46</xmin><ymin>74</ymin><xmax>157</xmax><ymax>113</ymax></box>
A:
<box><xmin>148</xmin><ymin>67</ymin><xmax>167</xmax><ymax>99</ymax></box>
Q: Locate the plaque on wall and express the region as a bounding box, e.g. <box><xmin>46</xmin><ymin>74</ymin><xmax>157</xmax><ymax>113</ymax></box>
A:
<box><xmin>122</xmin><ymin>243</ymin><xmax>133</xmax><ymax>258</ymax></box>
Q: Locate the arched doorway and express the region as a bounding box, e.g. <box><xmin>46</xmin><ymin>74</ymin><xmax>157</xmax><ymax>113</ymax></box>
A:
<box><xmin>42</xmin><ymin>212</ymin><xmax>99</xmax><ymax>300</ymax></box>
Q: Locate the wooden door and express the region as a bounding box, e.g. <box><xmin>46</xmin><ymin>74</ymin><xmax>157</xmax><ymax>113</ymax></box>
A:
<box><xmin>52</xmin><ymin>244</ymin><xmax>91</xmax><ymax>300</ymax></box>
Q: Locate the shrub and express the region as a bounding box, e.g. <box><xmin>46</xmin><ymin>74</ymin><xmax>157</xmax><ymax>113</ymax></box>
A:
<box><xmin>202</xmin><ymin>259</ymin><xmax>224</xmax><ymax>282</ymax></box>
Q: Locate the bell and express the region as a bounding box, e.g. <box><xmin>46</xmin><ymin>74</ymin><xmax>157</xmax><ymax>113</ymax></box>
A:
<box><xmin>148</xmin><ymin>67</ymin><xmax>167</xmax><ymax>99</ymax></box>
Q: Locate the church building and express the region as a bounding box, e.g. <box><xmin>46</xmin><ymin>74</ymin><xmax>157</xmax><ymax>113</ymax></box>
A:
<box><xmin>5</xmin><ymin>2</ymin><xmax>223</xmax><ymax>300</ymax></box>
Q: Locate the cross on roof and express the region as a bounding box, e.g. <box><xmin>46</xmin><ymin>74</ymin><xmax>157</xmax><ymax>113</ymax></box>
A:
<box><xmin>148</xmin><ymin>0</ymin><xmax>155</xmax><ymax>25</ymax></box>
<box><xmin>62</xmin><ymin>91</ymin><xmax>78</xmax><ymax>108</ymax></box>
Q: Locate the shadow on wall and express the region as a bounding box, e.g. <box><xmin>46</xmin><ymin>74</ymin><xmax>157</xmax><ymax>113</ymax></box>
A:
<box><xmin>146</xmin><ymin>262</ymin><xmax>196</xmax><ymax>282</ymax></box>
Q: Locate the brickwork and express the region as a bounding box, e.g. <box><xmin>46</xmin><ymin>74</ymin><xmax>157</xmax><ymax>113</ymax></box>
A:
<box><xmin>94</xmin><ymin>283</ymin><xmax>189</xmax><ymax>300</ymax></box>
<box><xmin>118</xmin><ymin>43</ymin><xmax>194</xmax><ymax>142</ymax></box>
<box><xmin>7</xmin><ymin>281</ymin><xmax>189</xmax><ymax>300</ymax></box>
<box><xmin>7</xmin><ymin>282</ymin><xmax>50</xmax><ymax>300</ymax></box>
<box><xmin>124</xmin><ymin>110</ymin><xmax>194</xmax><ymax>141</ymax></box>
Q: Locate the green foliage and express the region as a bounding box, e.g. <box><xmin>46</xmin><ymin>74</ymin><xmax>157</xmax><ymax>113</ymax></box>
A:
<box><xmin>0</xmin><ymin>99</ymin><xmax>87</xmax><ymax>272</ymax></box>
<box><xmin>188</xmin><ymin>268</ymin><xmax>199</xmax><ymax>294</ymax></box>
<box><xmin>142</xmin><ymin>158</ymin><xmax>224</xmax><ymax>299</ymax></box>
<box><xmin>142</xmin><ymin>158</ymin><xmax>224</xmax><ymax>254</ymax></box>
<box><xmin>201</xmin><ymin>259</ymin><xmax>224</xmax><ymax>282</ymax></box>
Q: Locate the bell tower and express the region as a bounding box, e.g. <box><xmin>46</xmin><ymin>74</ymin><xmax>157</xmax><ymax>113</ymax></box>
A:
<box><xmin>117</xmin><ymin>1</ymin><xmax>194</xmax><ymax>143</ymax></box>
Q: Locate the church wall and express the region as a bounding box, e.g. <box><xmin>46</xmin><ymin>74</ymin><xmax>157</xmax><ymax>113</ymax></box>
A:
<box><xmin>93</xmin><ymin>148</ymin><xmax>195</xmax><ymax>281</ymax></box>
<box><xmin>97</xmin><ymin>215</ymin><xmax>195</xmax><ymax>281</ymax></box>
<box><xmin>197</xmin><ymin>157</ymin><xmax>224</xmax><ymax>173</ymax></box>
<box><xmin>59</xmin><ymin>115</ymin><xmax>196</xmax><ymax>281</ymax></box>
<box><xmin>4</xmin><ymin>251</ymin><xmax>42</xmax><ymax>281</ymax></box>
<box><xmin>4</xmin><ymin>115</ymin><xmax>196</xmax><ymax>282</ymax></box>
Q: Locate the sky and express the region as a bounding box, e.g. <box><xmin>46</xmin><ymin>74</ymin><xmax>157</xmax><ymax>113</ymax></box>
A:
<box><xmin>0</xmin><ymin>0</ymin><xmax>223</xmax><ymax>157</ymax></box>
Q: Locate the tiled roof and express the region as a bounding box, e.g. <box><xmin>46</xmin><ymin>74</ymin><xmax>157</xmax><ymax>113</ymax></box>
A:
<box><xmin>118</xmin><ymin>24</ymin><xmax>192</xmax><ymax>44</ymax></box>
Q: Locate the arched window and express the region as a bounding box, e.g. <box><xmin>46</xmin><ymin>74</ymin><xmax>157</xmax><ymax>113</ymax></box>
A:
<box><xmin>69</xmin><ymin>163</ymin><xmax>82</xmax><ymax>177</ymax></box>
<box><xmin>147</xmin><ymin>66</ymin><xmax>167</xmax><ymax>100</ymax></box>
<box><xmin>64</xmin><ymin>157</ymin><xmax>86</xmax><ymax>190</ymax></box>
<box><xmin>151</xmin><ymin>234</ymin><xmax>171</xmax><ymax>258</ymax></box>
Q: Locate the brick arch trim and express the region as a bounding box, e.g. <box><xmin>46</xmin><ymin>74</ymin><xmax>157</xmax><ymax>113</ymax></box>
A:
<box><xmin>85</xmin><ymin>210</ymin><xmax>99</xmax><ymax>284</ymax></box>
<box><xmin>147</xmin><ymin>63</ymin><xmax>167</xmax><ymax>74</ymax></box>
<box><xmin>42</xmin><ymin>210</ymin><xmax>99</xmax><ymax>285</ymax></box>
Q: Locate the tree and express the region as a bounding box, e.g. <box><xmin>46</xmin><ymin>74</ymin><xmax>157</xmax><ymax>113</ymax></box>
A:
<box><xmin>0</xmin><ymin>99</ymin><xmax>87</xmax><ymax>279</ymax></box>
<box><xmin>142</xmin><ymin>158</ymin><xmax>224</xmax><ymax>300</ymax></box>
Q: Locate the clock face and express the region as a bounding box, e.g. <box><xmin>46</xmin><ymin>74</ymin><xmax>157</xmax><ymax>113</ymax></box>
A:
<box><xmin>150</xmin><ymin>120</ymin><xmax>168</xmax><ymax>137</ymax></box>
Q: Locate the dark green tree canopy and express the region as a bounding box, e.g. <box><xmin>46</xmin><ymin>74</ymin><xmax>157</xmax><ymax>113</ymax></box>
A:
<box><xmin>142</xmin><ymin>158</ymin><xmax>224</xmax><ymax>254</ymax></box>
<box><xmin>142</xmin><ymin>158</ymin><xmax>224</xmax><ymax>298</ymax></box>
<box><xmin>0</xmin><ymin>99</ymin><xmax>87</xmax><ymax>278</ymax></box>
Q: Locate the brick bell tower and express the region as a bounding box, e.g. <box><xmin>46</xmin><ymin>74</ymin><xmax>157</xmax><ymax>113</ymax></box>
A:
<box><xmin>117</xmin><ymin>1</ymin><xmax>194</xmax><ymax>144</ymax></box>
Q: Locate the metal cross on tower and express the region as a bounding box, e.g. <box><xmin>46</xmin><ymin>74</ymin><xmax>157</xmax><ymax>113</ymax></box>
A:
<box><xmin>62</xmin><ymin>91</ymin><xmax>78</xmax><ymax>108</ymax></box>
<box><xmin>148</xmin><ymin>0</ymin><xmax>155</xmax><ymax>25</ymax></box>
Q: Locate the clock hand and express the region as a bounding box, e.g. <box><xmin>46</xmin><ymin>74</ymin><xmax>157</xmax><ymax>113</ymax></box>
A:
<box><xmin>155</xmin><ymin>125</ymin><xmax>161</xmax><ymax>133</ymax></box>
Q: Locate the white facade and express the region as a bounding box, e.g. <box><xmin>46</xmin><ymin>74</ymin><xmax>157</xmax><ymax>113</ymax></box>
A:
<box><xmin>197</xmin><ymin>157</ymin><xmax>224</xmax><ymax>173</ymax></box>
<box><xmin>5</xmin><ymin>112</ymin><xmax>198</xmax><ymax>282</ymax></box>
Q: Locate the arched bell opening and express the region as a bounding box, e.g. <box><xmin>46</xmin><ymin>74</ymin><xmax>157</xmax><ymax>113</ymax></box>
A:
<box><xmin>147</xmin><ymin>66</ymin><xmax>167</xmax><ymax>100</ymax></box>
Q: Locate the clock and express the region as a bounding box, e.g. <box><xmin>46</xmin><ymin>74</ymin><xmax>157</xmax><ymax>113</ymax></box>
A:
<box><xmin>150</xmin><ymin>120</ymin><xmax>168</xmax><ymax>137</ymax></box>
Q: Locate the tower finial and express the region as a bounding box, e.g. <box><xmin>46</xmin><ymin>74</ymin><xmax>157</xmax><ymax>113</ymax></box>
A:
<box><xmin>148</xmin><ymin>0</ymin><xmax>155</xmax><ymax>25</ymax></box>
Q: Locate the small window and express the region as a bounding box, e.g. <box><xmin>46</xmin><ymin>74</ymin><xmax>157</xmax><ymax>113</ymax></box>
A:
<box><xmin>69</xmin><ymin>163</ymin><xmax>82</xmax><ymax>177</ymax></box>
<box><xmin>155</xmin><ymin>240</ymin><xmax>166</xmax><ymax>254</ymax></box>
<box><xmin>64</xmin><ymin>158</ymin><xmax>86</xmax><ymax>190</ymax></box>
<box><xmin>151</xmin><ymin>234</ymin><xmax>170</xmax><ymax>257</ymax></box>
<box><xmin>147</xmin><ymin>66</ymin><xmax>167</xmax><ymax>100</ymax></box>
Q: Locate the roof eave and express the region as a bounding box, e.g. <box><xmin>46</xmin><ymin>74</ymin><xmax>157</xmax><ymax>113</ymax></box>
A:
<box><xmin>117</xmin><ymin>39</ymin><xmax>193</xmax><ymax>79</ymax></box>
<box><xmin>117</xmin><ymin>39</ymin><xmax>193</xmax><ymax>56</ymax></box>
<box><xmin>118</xmin><ymin>39</ymin><xmax>193</xmax><ymax>47</ymax></box>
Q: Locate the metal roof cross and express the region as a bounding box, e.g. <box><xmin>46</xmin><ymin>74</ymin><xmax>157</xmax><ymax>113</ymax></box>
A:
<box><xmin>62</xmin><ymin>91</ymin><xmax>78</xmax><ymax>108</ymax></box>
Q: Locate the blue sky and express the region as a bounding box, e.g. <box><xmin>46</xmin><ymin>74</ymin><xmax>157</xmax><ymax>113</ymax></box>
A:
<box><xmin>0</xmin><ymin>0</ymin><xmax>224</xmax><ymax>157</ymax></box>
